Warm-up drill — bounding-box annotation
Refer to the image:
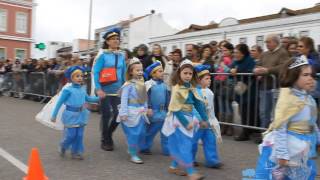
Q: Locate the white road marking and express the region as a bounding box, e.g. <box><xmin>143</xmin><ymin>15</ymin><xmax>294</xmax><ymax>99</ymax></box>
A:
<box><xmin>0</xmin><ymin>147</ymin><xmax>27</xmax><ymax>174</ymax></box>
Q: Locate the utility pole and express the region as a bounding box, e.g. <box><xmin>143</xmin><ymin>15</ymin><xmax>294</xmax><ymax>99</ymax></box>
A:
<box><xmin>87</xmin><ymin>0</ymin><xmax>93</xmax><ymax>56</ymax></box>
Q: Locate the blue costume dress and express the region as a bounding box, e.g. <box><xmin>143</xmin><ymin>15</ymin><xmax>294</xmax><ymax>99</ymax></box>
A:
<box><xmin>51</xmin><ymin>83</ymin><xmax>99</xmax><ymax>155</ymax></box>
<box><xmin>139</xmin><ymin>79</ymin><xmax>170</xmax><ymax>155</ymax></box>
<box><xmin>255</xmin><ymin>88</ymin><xmax>320</xmax><ymax>180</ymax></box>
<box><xmin>162</xmin><ymin>83</ymin><xmax>208</xmax><ymax>175</ymax></box>
<box><xmin>118</xmin><ymin>79</ymin><xmax>148</xmax><ymax>157</ymax></box>
<box><xmin>192</xmin><ymin>86</ymin><xmax>221</xmax><ymax>167</ymax></box>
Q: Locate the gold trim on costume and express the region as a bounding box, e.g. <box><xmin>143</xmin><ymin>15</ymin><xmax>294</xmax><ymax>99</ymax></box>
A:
<box><xmin>265</xmin><ymin>88</ymin><xmax>307</xmax><ymax>133</ymax></box>
<box><xmin>288</xmin><ymin>120</ymin><xmax>313</xmax><ymax>134</ymax></box>
<box><xmin>106</xmin><ymin>32</ymin><xmax>119</xmax><ymax>39</ymax></box>
<box><xmin>168</xmin><ymin>84</ymin><xmax>205</xmax><ymax>112</ymax></box>
<box><xmin>197</xmin><ymin>70</ymin><xmax>210</xmax><ymax>77</ymax></box>
<box><xmin>151</xmin><ymin>66</ymin><xmax>162</xmax><ymax>76</ymax></box>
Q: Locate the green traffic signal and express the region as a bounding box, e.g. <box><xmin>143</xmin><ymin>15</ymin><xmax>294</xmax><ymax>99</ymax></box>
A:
<box><xmin>35</xmin><ymin>43</ymin><xmax>46</xmax><ymax>50</ymax></box>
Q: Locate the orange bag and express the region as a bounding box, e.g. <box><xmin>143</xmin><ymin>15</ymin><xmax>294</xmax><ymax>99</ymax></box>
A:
<box><xmin>99</xmin><ymin>54</ymin><xmax>118</xmax><ymax>85</ymax></box>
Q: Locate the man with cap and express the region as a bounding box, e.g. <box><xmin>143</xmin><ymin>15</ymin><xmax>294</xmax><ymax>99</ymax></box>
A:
<box><xmin>93</xmin><ymin>27</ymin><xmax>127</xmax><ymax>151</ymax></box>
<box><xmin>139</xmin><ymin>61</ymin><xmax>170</xmax><ymax>155</ymax></box>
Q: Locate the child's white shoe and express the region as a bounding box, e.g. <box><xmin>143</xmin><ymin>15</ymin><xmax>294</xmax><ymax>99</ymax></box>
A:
<box><xmin>130</xmin><ymin>156</ymin><xmax>143</xmax><ymax>164</ymax></box>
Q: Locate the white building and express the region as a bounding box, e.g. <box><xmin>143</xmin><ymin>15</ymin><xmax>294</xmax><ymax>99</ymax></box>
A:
<box><xmin>46</xmin><ymin>41</ymin><xmax>72</xmax><ymax>58</ymax></box>
<box><xmin>150</xmin><ymin>4</ymin><xmax>320</xmax><ymax>56</ymax></box>
<box><xmin>94</xmin><ymin>10</ymin><xmax>178</xmax><ymax>50</ymax></box>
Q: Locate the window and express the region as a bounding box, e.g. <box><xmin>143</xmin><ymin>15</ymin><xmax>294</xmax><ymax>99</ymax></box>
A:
<box><xmin>15</xmin><ymin>49</ymin><xmax>26</xmax><ymax>60</ymax></box>
<box><xmin>162</xmin><ymin>46</ymin><xmax>167</xmax><ymax>54</ymax></box>
<box><xmin>239</xmin><ymin>37</ymin><xmax>247</xmax><ymax>44</ymax></box>
<box><xmin>0</xmin><ymin>9</ymin><xmax>7</xmax><ymax>31</ymax></box>
<box><xmin>50</xmin><ymin>42</ymin><xmax>58</xmax><ymax>45</ymax></box>
<box><xmin>299</xmin><ymin>30</ymin><xmax>309</xmax><ymax>37</ymax></box>
<box><xmin>0</xmin><ymin>48</ymin><xmax>5</xmax><ymax>59</ymax></box>
<box><xmin>172</xmin><ymin>45</ymin><xmax>177</xmax><ymax>51</ymax></box>
<box><xmin>16</xmin><ymin>12</ymin><xmax>28</xmax><ymax>33</ymax></box>
<box><xmin>122</xmin><ymin>30</ymin><xmax>128</xmax><ymax>37</ymax></box>
<box><xmin>256</xmin><ymin>35</ymin><xmax>264</xmax><ymax>47</ymax></box>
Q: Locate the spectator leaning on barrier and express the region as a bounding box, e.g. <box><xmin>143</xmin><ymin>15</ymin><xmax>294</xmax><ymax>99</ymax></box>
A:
<box><xmin>93</xmin><ymin>28</ymin><xmax>126</xmax><ymax>151</ymax></box>
<box><xmin>287</xmin><ymin>40</ymin><xmax>299</xmax><ymax>58</ymax></box>
<box><xmin>134</xmin><ymin>44</ymin><xmax>149</xmax><ymax>69</ymax></box>
<box><xmin>214</xmin><ymin>42</ymin><xmax>234</xmax><ymax>136</ymax></box>
<box><xmin>297</xmin><ymin>36</ymin><xmax>320</xmax><ymax>99</ymax></box>
<box><xmin>163</xmin><ymin>49</ymin><xmax>183</xmax><ymax>87</ymax></box>
<box><xmin>0</xmin><ymin>59</ymin><xmax>5</xmax><ymax>74</ymax></box>
<box><xmin>144</xmin><ymin>44</ymin><xmax>168</xmax><ymax>70</ymax></box>
<box><xmin>200</xmin><ymin>44</ymin><xmax>214</xmax><ymax>72</ymax></box>
<box><xmin>253</xmin><ymin>34</ymin><xmax>290</xmax><ymax>128</ymax></box>
<box><xmin>183</xmin><ymin>44</ymin><xmax>194</xmax><ymax>60</ymax></box>
<box><xmin>4</xmin><ymin>59</ymin><xmax>12</xmax><ymax>73</ymax></box>
<box><xmin>170</xmin><ymin>49</ymin><xmax>182</xmax><ymax>74</ymax></box>
<box><xmin>123</xmin><ymin>48</ymin><xmax>133</xmax><ymax>66</ymax></box>
<box><xmin>280</xmin><ymin>36</ymin><xmax>290</xmax><ymax>50</ymax></box>
<box><xmin>230</xmin><ymin>44</ymin><xmax>256</xmax><ymax>141</ymax></box>
<box><xmin>209</xmin><ymin>40</ymin><xmax>219</xmax><ymax>63</ymax></box>
<box><xmin>183</xmin><ymin>44</ymin><xmax>200</xmax><ymax>63</ymax></box>
<box><xmin>250</xmin><ymin>45</ymin><xmax>263</xmax><ymax>63</ymax></box>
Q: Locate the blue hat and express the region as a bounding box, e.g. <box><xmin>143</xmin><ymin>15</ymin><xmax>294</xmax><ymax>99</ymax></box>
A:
<box><xmin>65</xmin><ymin>66</ymin><xmax>85</xmax><ymax>80</ymax></box>
<box><xmin>194</xmin><ymin>65</ymin><xmax>211</xmax><ymax>77</ymax></box>
<box><xmin>103</xmin><ymin>27</ymin><xmax>121</xmax><ymax>40</ymax></box>
<box><xmin>144</xmin><ymin>61</ymin><xmax>162</xmax><ymax>79</ymax></box>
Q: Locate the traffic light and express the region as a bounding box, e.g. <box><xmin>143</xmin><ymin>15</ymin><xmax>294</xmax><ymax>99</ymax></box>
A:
<box><xmin>35</xmin><ymin>43</ymin><xmax>46</xmax><ymax>50</ymax></box>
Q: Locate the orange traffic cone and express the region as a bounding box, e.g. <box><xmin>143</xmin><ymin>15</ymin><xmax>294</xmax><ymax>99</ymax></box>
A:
<box><xmin>23</xmin><ymin>148</ymin><xmax>48</xmax><ymax>180</ymax></box>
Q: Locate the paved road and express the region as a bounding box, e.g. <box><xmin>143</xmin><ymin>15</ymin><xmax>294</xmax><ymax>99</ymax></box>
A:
<box><xmin>0</xmin><ymin>97</ymin><xmax>319</xmax><ymax>180</ymax></box>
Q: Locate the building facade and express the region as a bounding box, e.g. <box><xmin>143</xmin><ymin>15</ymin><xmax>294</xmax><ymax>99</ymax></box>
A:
<box><xmin>94</xmin><ymin>10</ymin><xmax>178</xmax><ymax>50</ymax></box>
<box><xmin>0</xmin><ymin>0</ymin><xmax>35</xmax><ymax>60</ymax></box>
<box><xmin>46</xmin><ymin>41</ymin><xmax>72</xmax><ymax>59</ymax></box>
<box><xmin>150</xmin><ymin>4</ymin><xmax>320</xmax><ymax>56</ymax></box>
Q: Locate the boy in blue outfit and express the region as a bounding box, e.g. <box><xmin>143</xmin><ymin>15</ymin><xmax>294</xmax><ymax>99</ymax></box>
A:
<box><xmin>140</xmin><ymin>61</ymin><xmax>170</xmax><ymax>155</ymax></box>
<box><xmin>192</xmin><ymin>65</ymin><xmax>223</xmax><ymax>168</ymax></box>
<box><xmin>51</xmin><ymin>66</ymin><xmax>99</xmax><ymax>160</ymax></box>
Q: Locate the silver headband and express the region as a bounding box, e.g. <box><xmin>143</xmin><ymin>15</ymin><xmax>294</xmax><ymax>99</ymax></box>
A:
<box><xmin>288</xmin><ymin>55</ymin><xmax>309</xmax><ymax>69</ymax></box>
<box><xmin>179</xmin><ymin>59</ymin><xmax>193</xmax><ymax>68</ymax></box>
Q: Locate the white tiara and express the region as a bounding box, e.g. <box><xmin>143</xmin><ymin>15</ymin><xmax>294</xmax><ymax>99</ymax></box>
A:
<box><xmin>129</xmin><ymin>57</ymin><xmax>141</xmax><ymax>65</ymax></box>
<box><xmin>180</xmin><ymin>59</ymin><xmax>193</xmax><ymax>68</ymax></box>
<box><xmin>288</xmin><ymin>55</ymin><xmax>309</xmax><ymax>69</ymax></box>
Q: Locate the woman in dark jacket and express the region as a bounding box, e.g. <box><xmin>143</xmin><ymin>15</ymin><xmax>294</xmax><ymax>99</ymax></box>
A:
<box><xmin>144</xmin><ymin>44</ymin><xmax>167</xmax><ymax>69</ymax></box>
<box><xmin>134</xmin><ymin>44</ymin><xmax>149</xmax><ymax>69</ymax></box>
<box><xmin>230</xmin><ymin>44</ymin><xmax>256</xmax><ymax>141</ymax></box>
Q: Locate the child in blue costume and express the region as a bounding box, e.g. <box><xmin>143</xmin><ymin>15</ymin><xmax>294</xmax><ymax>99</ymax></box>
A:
<box><xmin>51</xmin><ymin>66</ymin><xmax>99</xmax><ymax>160</ymax></box>
<box><xmin>162</xmin><ymin>60</ymin><xmax>208</xmax><ymax>180</ymax></box>
<box><xmin>139</xmin><ymin>61</ymin><xmax>170</xmax><ymax>155</ymax></box>
<box><xmin>255</xmin><ymin>56</ymin><xmax>320</xmax><ymax>180</ymax></box>
<box><xmin>192</xmin><ymin>65</ymin><xmax>223</xmax><ymax>168</ymax></box>
<box><xmin>117</xmin><ymin>58</ymin><xmax>149</xmax><ymax>164</ymax></box>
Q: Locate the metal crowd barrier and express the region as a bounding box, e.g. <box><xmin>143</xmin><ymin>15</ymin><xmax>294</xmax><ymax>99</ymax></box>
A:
<box><xmin>211</xmin><ymin>73</ymin><xmax>278</xmax><ymax>131</ymax></box>
<box><xmin>0</xmin><ymin>70</ymin><xmax>92</xmax><ymax>102</ymax></box>
<box><xmin>0</xmin><ymin>71</ymin><xmax>318</xmax><ymax>130</ymax></box>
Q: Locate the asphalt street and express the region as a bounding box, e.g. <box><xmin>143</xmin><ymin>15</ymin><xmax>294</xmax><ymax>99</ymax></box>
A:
<box><xmin>0</xmin><ymin>96</ymin><xmax>319</xmax><ymax>180</ymax></box>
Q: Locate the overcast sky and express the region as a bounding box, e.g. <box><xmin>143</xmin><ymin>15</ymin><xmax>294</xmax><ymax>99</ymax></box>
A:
<box><xmin>34</xmin><ymin>0</ymin><xmax>319</xmax><ymax>43</ymax></box>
